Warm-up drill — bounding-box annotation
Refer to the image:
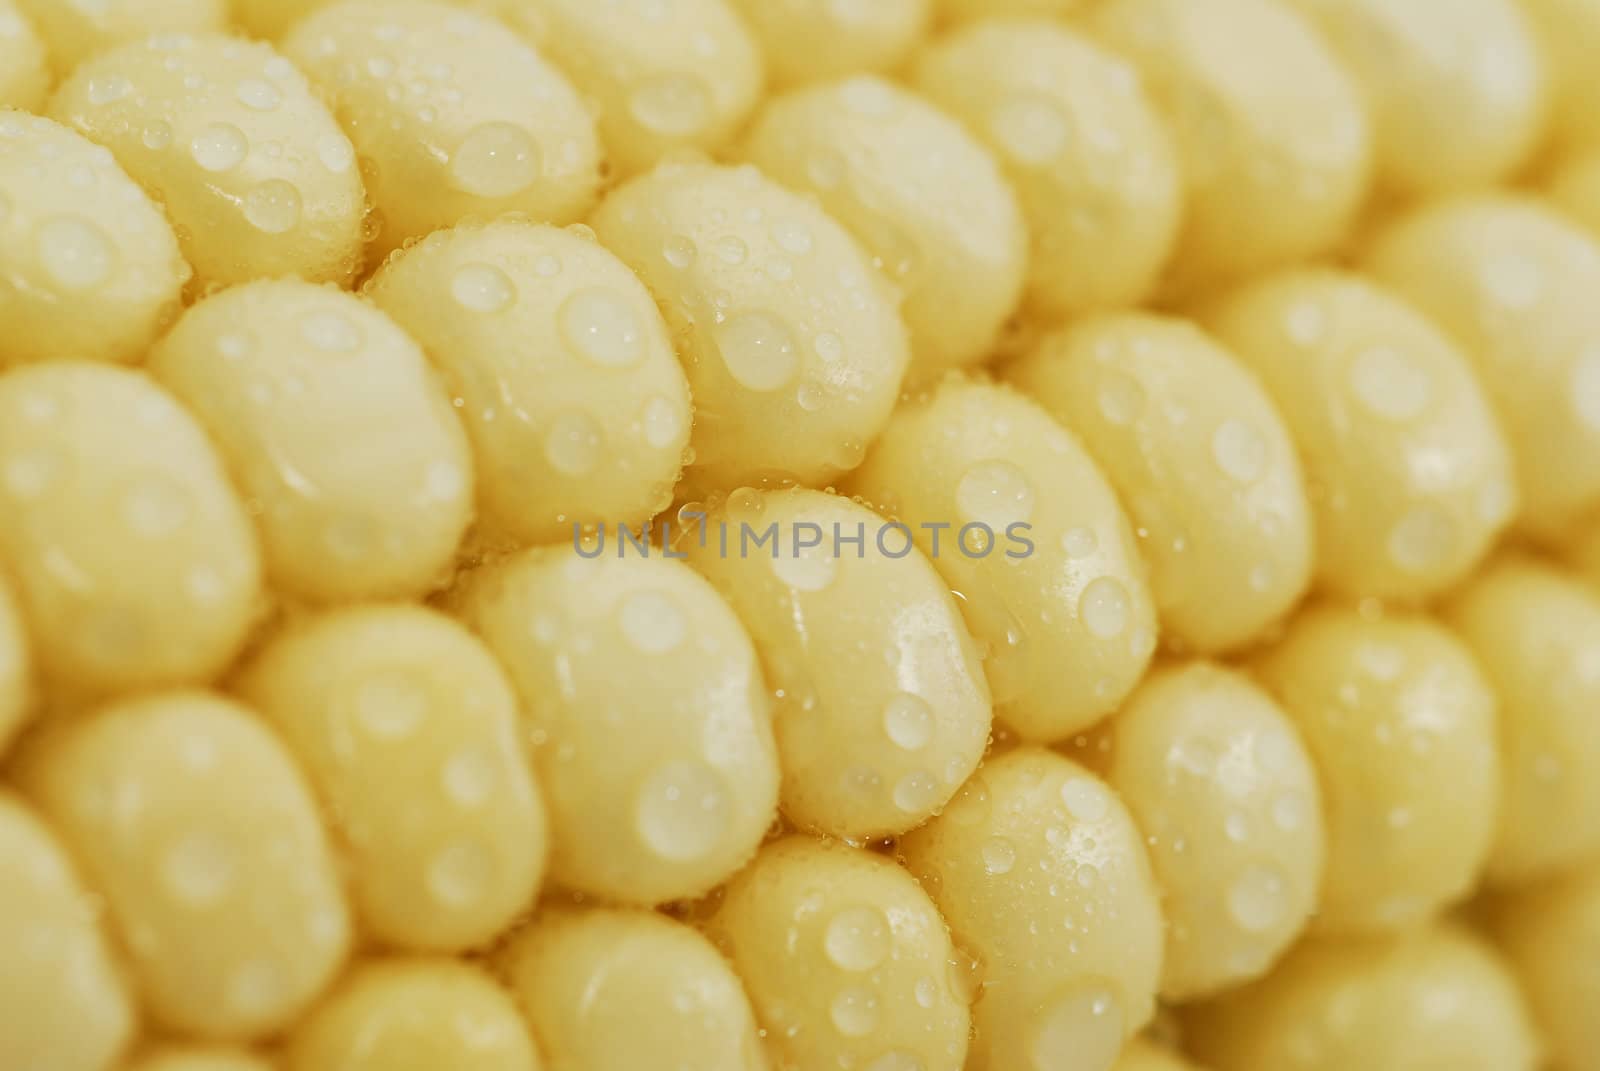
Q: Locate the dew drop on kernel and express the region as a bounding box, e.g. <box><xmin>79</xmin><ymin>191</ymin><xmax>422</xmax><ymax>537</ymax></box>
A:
<box><xmin>1061</xmin><ymin>778</ymin><xmax>1110</xmax><ymax>823</ymax></box>
<box><xmin>89</xmin><ymin>76</ymin><xmax>133</xmax><ymax>105</ymax></box>
<box><xmin>451</xmin><ymin>263</ymin><xmax>515</xmax><ymax>313</ymax></box>
<box><xmin>163</xmin><ymin>830</ymin><xmax>236</xmax><ymax>905</ymax></box>
<box><xmin>1271</xmin><ymin>791</ymin><xmax>1308</xmax><ymax>831</ymax></box>
<box><xmin>228</xmin><ymin>961</ymin><xmax>285</xmax><ymax>1018</ymax></box>
<box><xmin>354</xmin><ymin>674</ymin><xmax>428</xmax><ymax>739</ymax></box>
<box><xmin>123</xmin><ymin>475</ymin><xmax>191</xmax><ymax>537</ymax></box>
<box><xmin>957</xmin><ymin>460</ymin><xmax>1034</xmax><ymax>528</ymax></box>
<box><xmin>771</xmin><ymin>219</ymin><xmax>813</xmax><ymax>255</ymax></box>
<box><xmin>301</xmin><ymin>312</ymin><xmax>360</xmax><ymax>352</ymax></box>
<box><xmin>824</xmin><ymin>906</ymin><xmax>890</xmax><ymax>972</ymax></box>
<box><xmin>449</xmin><ymin>122</ymin><xmax>540</xmax><ymax>197</ymax></box>
<box><xmin>36</xmin><ymin>216</ymin><xmax>115</xmax><ymax>290</ymax></box>
<box><xmin>635</xmin><ymin>760</ymin><xmax>730</xmax><ymax>862</ymax></box>
<box><xmin>236</xmin><ymin>78</ymin><xmax>281</xmax><ymax>111</ymax></box>
<box><xmin>1062</xmin><ymin>527</ymin><xmax>1098</xmax><ymax>559</ymax></box>
<box><xmin>814</xmin><ymin>332</ymin><xmax>843</xmax><ymax>363</ymax></box>
<box><xmin>141</xmin><ymin>120</ymin><xmax>173</xmax><ymax>150</ymax></box>
<box><xmin>560</xmin><ymin>289</ymin><xmax>643</xmax><ymax>367</ymax></box>
<box><xmin>1351</xmin><ymin>347</ymin><xmax>1431</xmax><ymax>422</ymax></box>
<box><xmin>982</xmin><ymin>836</ymin><xmax>1016</xmax><ymax>876</ymax></box>
<box><xmin>716</xmin><ymin>311</ymin><xmax>799</xmax><ymax>391</ymax></box>
<box><xmin>1030</xmin><ymin>984</ymin><xmax>1124</xmax><ymax>1071</ymax></box>
<box><xmin>830</xmin><ymin>987</ymin><xmax>879</xmax><ymax>1037</ymax></box>
<box><xmin>715</xmin><ymin>235</ymin><xmax>748</xmax><ymax>265</ymax></box>
<box><xmin>244</xmin><ymin>180</ymin><xmax>302</xmax><ymax>234</ymax></box>
<box><xmin>441</xmin><ymin>748</ymin><xmax>496</xmax><ymax>808</ymax></box>
<box><xmin>629</xmin><ymin>74</ymin><xmax>711</xmax><ymax>136</ymax></box>
<box><xmin>772</xmin><ymin>542</ymin><xmax>836</xmax><ymax>592</ymax></box>
<box><xmin>1387</xmin><ymin>505</ymin><xmax>1457</xmax><ymax>573</ymax></box>
<box><xmin>1096</xmin><ymin>370</ymin><xmax>1145</xmax><ymax>426</ymax></box>
<box><xmin>883</xmin><ymin>694</ymin><xmax>933</xmax><ymax>751</ymax></box>
<box><xmin>893</xmin><ymin>771</ymin><xmax>940</xmax><ymax>814</ymax></box>
<box><xmin>619</xmin><ymin>591</ymin><xmax>686</xmax><ymax>654</ymax></box>
<box><xmin>989</xmin><ymin>93</ymin><xmax>1070</xmax><ymax>165</ymax></box>
<box><xmin>663</xmin><ymin>234</ymin><xmax>696</xmax><ymax>269</ymax></box>
<box><xmin>1078</xmin><ymin>577</ymin><xmax>1130</xmax><ymax>639</ymax></box>
<box><xmin>643</xmin><ymin>396</ymin><xmax>683</xmax><ymax>449</ymax></box>
<box><xmin>1228</xmin><ymin>864</ymin><xmax>1288</xmax><ymax>932</ymax></box>
<box><xmin>191</xmin><ymin>122</ymin><xmax>248</xmax><ymax>172</ymax></box>
<box><xmin>429</xmin><ymin>839</ymin><xmax>492</xmax><ymax>907</ymax></box>
<box><xmin>544</xmin><ymin>411</ymin><xmax>604</xmax><ymax>476</ymax></box>
<box><xmin>317</xmin><ymin>133</ymin><xmax>354</xmax><ymax>174</ymax></box>
<box><xmin>1212</xmin><ymin>419</ymin><xmax>1267</xmax><ymax>484</ymax></box>
<box><xmin>914</xmin><ymin>977</ymin><xmax>938</xmax><ymax>1009</ymax></box>
<box><xmin>1284</xmin><ymin>300</ymin><xmax>1326</xmax><ymax>345</ymax></box>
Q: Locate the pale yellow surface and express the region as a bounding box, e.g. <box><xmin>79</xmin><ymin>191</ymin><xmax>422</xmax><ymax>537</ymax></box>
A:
<box><xmin>729</xmin><ymin>0</ymin><xmax>929</xmax><ymax>88</ymax></box>
<box><xmin>16</xmin><ymin>0</ymin><xmax>225</xmax><ymax>75</ymax></box>
<box><xmin>937</xmin><ymin>0</ymin><xmax>1088</xmax><ymax>21</ymax></box>
<box><xmin>900</xmin><ymin>749</ymin><xmax>1164</xmax><ymax>1071</ymax></box>
<box><xmin>704</xmin><ymin>836</ymin><xmax>970</xmax><ymax>1071</ymax></box>
<box><xmin>1183</xmin><ymin>925</ymin><xmax>1539</xmax><ymax>1071</ymax></box>
<box><xmin>687</xmin><ymin>489</ymin><xmax>990</xmax><ymax>838</ymax></box>
<box><xmin>0</xmin><ymin>791</ymin><xmax>135</xmax><ymax>1071</ymax></box>
<box><xmin>232</xmin><ymin>0</ymin><xmax>333</xmax><ymax>38</ymax></box>
<box><xmin>1008</xmin><ymin>313</ymin><xmax>1313</xmax><ymax>652</ymax></box>
<box><xmin>845</xmin><ymin>378</ymin><xmax>1156</xmax><ymax>742</ymax></box>
<box><xmin>149</xmin><ymin>279</ymin><xmax>473</xmax><ymax>604</ymax></box>
<box><xmin>287</xmin><ymin>959</ymin><xmax>538</xmax><ymax>1071</ymax></box>
<box><xmin>1443</xmin><ymin>555</ymin><xmax>1600</xmax><ymax>884</ymax></box>
<box><xmin>235</xmin><ymin>605</ymin><xmax>547</xmax><ymax>952</ymax></box>
<box><xmin>0</xmin><ymin>1</ymin><xmax>46</xmax><ymax>111</ymax></box>
<box><xmin>1547</xmin><ymin>148</ymin><xmax>1600</xmax><ymax>238</ymax></box>
<box><xmin>15</xmin><ymin>692</ymin><xmax>351</xmax><ymax>1040</ymax></box>
<box><xmin>501</xmin><ymin>907</ymin><xmax>760</xmax><ymax>1071</ymax></box>
<box><xmin>591</xmin><ymin>161</ymin><xmax>910</xmax><ymax>490</ymax></box>
<box><xmin>740</xmin><ymin>75</ymin><xmax>1026</xmax><ymax>380</ymax></box>
<box><xmin>1090</xmin><ymin>0</ymin><xmax>1371</xmax><ymax>295</ymax></box>
<box><xmin>913</xmin><ymin>20</ymin><xmax>1180</xmax><ymax>320</ymax></box>
<box><xmin>125</xmin><ymin>1047</ymin><xmax>274</xmax><ymax>1071</ymax></box>
<box><xmin>482</xmin><ymin>0</ymin><xmax>763</xmax><ymax>178</ymax></box>
<box><xmin>0</xmin><ymin>112</ymin><xmax>189</xmax><ymax>369</ymax></box>
<box><xmin>283</xmin><ymin>1</ymin><xmax>601</xmax><ymax>259</ymax></box>
<box><xmin>0</xmin><ymin>568</ymin><xmax>31</xmax><ymax>757</ymax></box>
<box><xmin>1203</xmin><ymin>268</ymin><xmax>1519</xmax><ymax>600</ymax></box>
<box><xmin>1253</xmin><ymin>607</ymin><xmax>1499</xmax><ymax>933</ymax></box>
<box><xmin>1114</xmin><ymin>1038</ymin><xmax>1205</xmax><ymax>1071</ymax></box>
<box><xmin>456</xmin><ymin>549</ymin><xmax>779</xmax><ymax>905</ymax></box>
<box><xmin>49</xmin><ymin>34</ymin><xmax>363</xmax><ymax>288</ymax></box>
<box><xmin>1101</xmin><ymin>662</ymin><xmax>1324</xmax><ymax>1000</ymax></box>
<box><xmin>1521</xmin><ymin>0</ymin><xmax>1600</xmax><ymax>152</ymax></box>
<box><xmin>0</xmin><ymin>363</ymin><xmax>261</xmax><ymax>698</ymax></box>
<box><xmin>365</xmin><ymin>221</ymin><xmax>690</xmax><ymax>546</ymax></box>
<box><xmin>1491</xmin><ymin>859</ymin><xmax>1600</xmax><ymax>1071</ymax></box>
<box><xmin>1364</xmin><ymin>195</ymin><xmax>1600</xmax><ymax>540</ymax></box>
<box><xmin>1283</xmin><ymin>0</ymin><xmax>1547</xmax><ymax>198</ymax></box>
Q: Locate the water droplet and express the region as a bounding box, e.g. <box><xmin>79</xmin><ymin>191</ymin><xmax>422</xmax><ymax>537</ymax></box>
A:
<box><xmin>244</xmin><ymin>179</ymin><xmax>302</xmax><ymax>233</ymax></box>
<box><xmin>643</xmin><ymin>396</ymin><xmax>684</xmax><ymax>449</ymax></box>
<box><xmin>1387</xmin><ymin>505</ymin><xmax>1456</xmax><ymax>573</ymax></box>
<box><xmin>635</xmin><ymin>760</ymin><xmax>730</xmax><ymax>861</ymax></box>
<box><xmin>1212</xmin><ymin>419</ymin><xmax>1267</xmax><ymax>483</ymax></box>
<box><xmin>451</xmin><ymin>262</ymin><xmax>515</xmax><ymax>312</ymax></box>
<box><xmin>1271</xmin><ymin>792</ymin><xmax>1308</xmax><ymax>831</ymax></box>
<box><xmin>560</xmin><ymin>289</ymin><xmax>643</xmax><ymax>367</ymax></box>
<box><xmin>629</xmin><ymin>74</ymin><xmax>711</xmax><ymax>136</ymax></box>
<box><xmin>36</xmin><ymin>216</ymin><xmax>115</xmax><ymax>289</ymax></box>
<box><xmin>1478</xmin><ymin>254</ymin><xmax>1543</xmax><ymax>309</ymax></box>
<box><xmin>1350</xmin><ymin>347</ymin><xmax>1431</xmax><ymax>422</ymax></box>
<box><xmin>807</xmin><ymin>149</ymin><xmax>845</xmax><ymax>188</ymax></box>
<box><xmin>163</xmin><ymin>831</ymin><xmax>235</xmax><ymax>905</ymax></box>
<box><xmin>893</xmin><ymin>770</ymin><xmax>940</xmax><ymax>814</ymax></box>
<box><xmin>450</xmin><ymin>122</ymin><xmax>540</xmax><ymax>197</ymax></box>
<box><xmin>88</xmin><ymin>75</ymin><xmax>132</xmax><ymax>105</ymax></box>
<box><xmin>1225</xmin><ymin>812</ymin><xmax>1250</xmax><ymax>842</ymax></box>
<box><xmin>1030</xmin><ymin>984</ymin><xmax>1124</xmax><ymax>1071</ymax></box>
<box><xmin>824</xmin><ymin>906</ymin><xmax>890</xmax><ymax>972</ymax></box>
<box><xmin>301</xmin><ymin>311</ymin><xmax>360</xmax><ymax>351</ymax></box>
<box><xmin>1229</xmin><ymin>864</ymin><xmax>1287</xmax><ymax>932</ymax></box>
<box><xmin>814</xmin><ymin>332</ymin><xmax>843</xmax><ymax>363</ymax></box>
<box><xmin>771</xmin><ymin>219</ymin><xmax>813</xmax><ymax>255</ymax></box>
<box><xmin>1284</xmin><ymin>300</ymin><xmax>1326</xmax><ymax>345</ymax></box>
<box><xmin>914</xmin><ymin>977</ymin><xmax>938</xmax><ymax>1009</ymax></box>
<box><xmin>619</xmin><ymin>591</ymin><xmax>685</xmax><ymax>654</ymax></box>
<box><xmin>1061</xmin><ymin>778</ymin><xmax>1110</xmax><ymax>823</ymax></box>
<box><xmin>663</xmin><ymin>234</ymin><xmax>696</xmax><ymax>268</ymax></box>
<box><xmin>354</xmin><ymin>674</ymin><xmax>428</xmax><ymax>739</ymax></box>
<box><xmin>990</xmin><ymin>92</ymin><xmax>1070</xmax><ymax>165</ymax></box>
<box><xmin>1096</xmin><ymin>370</ymin><xmax>1145</xmax><ymax>425</ymax></box>
<box><xmin>1062</xmin><ymin>527</ymin><xmax>1098</xmax><ymax>558</ymax></box>
<box><xmin>772</xmin><ymin>541</ymin><xmax>837</xmax><ymax>592</ymax></box>
<box><xmin>715</xmin><ymin>235</ymin><xmax>748</xmax><ymax>264</ymax></box>
<box><xmin>141</xmin><ymin>120</ymin><xmax>173</xmax><ymax>149</ymax></box>
<box><xmin>123</xmin><ymin>476</ymin><xmax>190</xmax><ymax>537</ymax></box>
<box><xmin>2</xmin><ymin>448</ymin><xmax>64</xmax><ymax>500</ymax></box>
<box><xmin>1079</xmin><ymin>577</ymin><xmax>1130</xmax><ymax>639</ymax></box>
<box><xmin>236</xmin><ymin>78</ymin><xmax>281</xmax><ymax>110</ymax></box>
<box><xmin>191</xmin><ymin>122</ymin><xmax>247</xmax><ymax>171</ymax></box>
<box><xmin>228</xmin><ymin>961</ymin><xmax>285</xmax><ymax>1018</ymax></box>
<box><xmin>544</xmin><ymin>411</ymin><xmax>604</xmax><ymax>476</ymax></box>
<box><xmin>982</xmin><ymin>836</ymin><xmax>1016</xmax><ymax>875</ymax></box>
<box><xmin>716</xmin><ymin>311</ymin><xmax>799</xmax><ymax>391</ymax></box>
<box><xmin>1572</xmin><ymin>347</ymin><xmax>1600</xmax><ymax>431</ymax></box>
<box><xmin>957</xmin><ymin>460</ymin><xmax>1034</xmax><ymax>527</ymax></box>
<box><xmin>442</xmin><ymin>748</ymin><xmax>496</xmax><ymax>807</ymax></box>
<box><xmin>830</xmin><ymin>987</ymin><xmax>879</xmax><ymax>1037</ymax></box>
<box><xmin>884</xmin><ymin>694</ymin><xmax>933</xmax><ymax>750</ymax></box>
<box><xmin>429</xmin><ymin>839</ymin><xmax>492</xmax><ymax>906</ymax></box>
<box><xmin>317</xmin><ymin>134</ymin><xmax>354</xmax><ymax>173</ymax></box>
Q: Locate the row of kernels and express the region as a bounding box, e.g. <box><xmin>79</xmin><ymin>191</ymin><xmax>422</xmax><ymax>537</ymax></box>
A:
<box><xmin>686</xmin><ymin>488</ymin><xmax>991</xmax><ymax>838</ymax></box>
<box><xmin>1491</xmin><ymin>859</ymin><xmax>1600</xmax><ymax>1071</ymax></box>
<box><xmin>0</xmin><ymin>0</ymin><xmax>46</xmax><ymax>111</ymax></box>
